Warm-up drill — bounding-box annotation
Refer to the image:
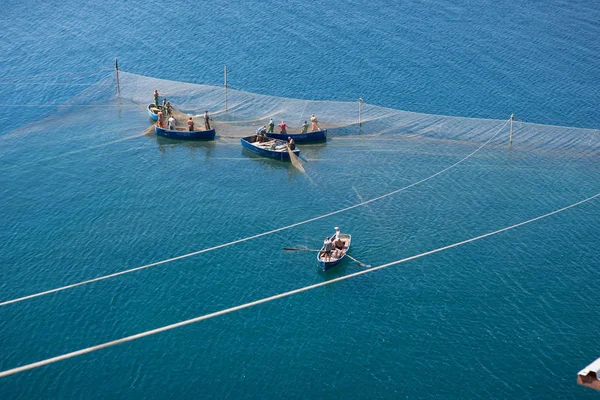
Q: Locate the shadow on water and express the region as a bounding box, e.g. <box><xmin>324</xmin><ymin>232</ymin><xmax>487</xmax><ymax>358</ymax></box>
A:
<box><xmin>151</xmin><ymin>134</ymin><xmax>217</xmax><ymax>159</ymax></box>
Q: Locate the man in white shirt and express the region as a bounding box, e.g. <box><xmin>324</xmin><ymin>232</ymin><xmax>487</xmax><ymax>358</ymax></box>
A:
<box><xmin>168</xmin><ymin>116</ymin><xmax>176</xmax><ymax>130</ymax></box>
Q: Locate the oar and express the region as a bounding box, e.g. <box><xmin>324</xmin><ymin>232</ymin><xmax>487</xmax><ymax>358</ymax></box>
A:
<box><xmin>283</xmin><ymin>247</ymin><xmax>321</xmax><ymax>252</ymax></box>
<box><xmin>346</xmin><ymin>254</ymin><xmax>370</xmax><ymax>268</ymax></box>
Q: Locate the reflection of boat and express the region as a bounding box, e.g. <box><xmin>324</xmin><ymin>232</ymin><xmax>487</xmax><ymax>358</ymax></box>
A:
<box><xmin>317</xmin><ymin>233</ymin><xmax>351</xmax><ymax>270</ymax></box>
<box><xmin>147</xmin><ymin>104</ymin><xmax>164</xmax><ymax>121</ymax></box>
<box><xmin>155</xmin><ymin>125</ymin><xmax>216</xmax><ymax>140</ymax></box>
<box><xmin>240</xmin><ymin>135</ymin><xmax>299</xmax><ymax>161</ymax></box>
<box><xmin>266</xmin><ymin>129</ymin><xmax>327</xmax><ymax>143</ymax></box>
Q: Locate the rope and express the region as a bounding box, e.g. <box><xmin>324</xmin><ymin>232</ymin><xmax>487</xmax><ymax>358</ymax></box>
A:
<box><xmin>0</xmin><ymin>119</ymin><xmax>509</xmax><ymax>307</ymax></box>
<box><xmin>0</xmin><ymin>191</ymin><xmax>597</xmax><ymax>378</ymax></box>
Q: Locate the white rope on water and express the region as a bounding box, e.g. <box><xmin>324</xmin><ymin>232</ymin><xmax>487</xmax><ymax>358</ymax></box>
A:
<box><xmin>0</xmin><ymin>119</ymin><xmax>509</xmax><ymax>307</ymax></box>
<box><xmin>0</xmin><ymin>191</ymin><xmax>597</xmax><ymax>378</ymax></box>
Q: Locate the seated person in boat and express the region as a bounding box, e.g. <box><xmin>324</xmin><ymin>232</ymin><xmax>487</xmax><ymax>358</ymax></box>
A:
<box><xmin>334</xmin><ymin>237</ymin><xmax>345</xmax><ymax>250</ymax></box>
<box><xmin>287</xmin><ymin>137</ymin><xmax>296</xmax><ymax>150</ymax></box>
<box><xmin>320</xmin><ymin>237</ymin><xmax>332</xmax><ymax>261</ymax></box>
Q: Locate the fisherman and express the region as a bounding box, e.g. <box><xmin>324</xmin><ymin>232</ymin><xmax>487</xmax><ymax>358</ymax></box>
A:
<box><xmin>187</xmin><ymin>117</ymin><xmax>194</xmax><ymax>131</ymax></box>
<box><xmin>256</xmin><ymin>126</ymin><xmax>267</xmax><ymax>142</ymax></box>
<box><xmin>204</xmin><ymin>111</ymin><xmax>212</xmax><ymax>130</ymax></box>
<box><xmin>267</xmin><ymin>118</ymin><xmax>275</xmax><ymax>133</ymax></box>
<box><xmin>301</xmin><ymin>120</ymin><xmax>309</xmax><ymax>134</ymax></box>
<box><xmin>334</xmin><ymin>236</ymin><xmax>344</xmax><ymax>250</ymax></box>
<box><xmin>168</xmin><ymin>115</ymin><xmax>176</xmax><ymax>130</ymax></box>
<box><xmin>162</xmin><ymin>98</ymin><xmax>167</xmax><ymax>109</ymax></box>
<box><xmin>153</xmin><ymin>90</ymin><xmax>159</xmax><ymax>106</ymax></box>
<box><xmin>321</xmin><ymin>237</ymin><xmax>332</xmax><ymax>261</ymax></box>
<box><xmin>279</xmin><ymin>121</ymin><xmax>287</xmax><ymax>134</ymax></box>
<box><xmin>157</xmin><ymin>110</ymin><xmax>165</xmax><ymax>128</ymax></box>
<box><xmin>310</xmin><ymin>114</ymin><xmax>319</xmax><ymax>132</ymax></box>
<box><xmin>333</xmin><ymin>226</ymin><xmax>340</xmax><ymax>241</ymax></box>
<box><xmin>287</xmin><ymin>137</ymin><xmax>296</xmax><ymax>150</ymax></box>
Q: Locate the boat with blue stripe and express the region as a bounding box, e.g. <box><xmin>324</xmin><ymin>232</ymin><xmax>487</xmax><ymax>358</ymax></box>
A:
<box><xmin>241</xmin><ymin>135</ymin><xmax>300</xmax><ymax>161</ymax></box>
<box><xmin>154</xmin><ymin>125</ymin><xmax>216</xmax><ymax>140</ymax></box>
<box><xmin>266</xmin><ymin>129</ymin><xmax>327</xmax><ymax>143</ymax></box>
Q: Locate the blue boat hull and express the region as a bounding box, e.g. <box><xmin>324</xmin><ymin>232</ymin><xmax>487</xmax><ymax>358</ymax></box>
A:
<box><xmin>266</xmin><ymin>129</ymin><xmax>327</xmax><ymax>143</ymax></box>
<box><xmin>147</xmin><ymin>104</ymin><xmax>162</xmax><ymax>121</ymax></box>
<box><xmin>241</xmin><ymin>135</ymin><xmax>300</xmax><ymax>162</ymax></box>
<box><xmin>155</xmin><ymin>126</ymin><xmax>216</xmax><ymax>140</ymax></box>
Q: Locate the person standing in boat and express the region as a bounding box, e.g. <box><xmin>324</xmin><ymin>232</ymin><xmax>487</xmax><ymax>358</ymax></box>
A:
<box><xmin>204</xmin><ymin>111</ymin><xmax>212</xmax><ymax>130</ymax></box>
<box><xmin>279</xmin><ymin>121</ymin><xmax>287</xmax><ymax>134</ymax></box>
<box><xmin>187</xmin><ymin>117</ymin><xmax>194</xmax><ymax>131</ymax></box>
<box><xmin>157</xmin><ymin>110</ymin><xmax>165</xmax><ymax>128</ymax></box>
<box><xmin>287</xmin><ymin>137</ymin><xmax>296</xmax><ymax>150</ymax></box>
<box><xmin>267</xmin><ymin>118</ymin><xmax>275</xmax><ymax>133</ymax></box>
<box><xmin>168</xmin><ymin>115</ymin><xmax>176</xmax><ymax>130</ymax></box>
<box><xmin>321</xmin><ymin>237</ymin><xmax>332</xmax><ymax>262</ymax></box>
<box><xmin>301</xmin><ymin>120</ymin><xmax>309</xmax><ymax>134</ymax></box>
<box><xmin>153</xmin><ymin>90</ymin><xmax>160</xmax><ymax>106</ymax></box>
<box><xmin>165</xmin><ymin>101</ymin><xmax>172</xmax><ymax>116</ymax></box>
<box><xmin>310</xmin><ymin>114</ymin><xmax>320</xmax><ymax>131</ymax></box>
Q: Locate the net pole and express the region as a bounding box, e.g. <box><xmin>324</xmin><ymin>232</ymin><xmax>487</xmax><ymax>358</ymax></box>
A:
<box><xmin>509</xmin><ymin>113</ymin><xmax>514</xmax><ymax>146</ymax></box>
<box><xmin>224</xmin><ymin>65</ymin><xmax>228</xmax><ymax>112</ymax></box>
<box><xmin>359</xmin><ymin>97</ymin><xmax>363</xmax><ymax>127</ymax></box>
<box><xmin>115</xmin><ymin>59</ymin><xmax>121</xmax><ymax>97</ymax></box>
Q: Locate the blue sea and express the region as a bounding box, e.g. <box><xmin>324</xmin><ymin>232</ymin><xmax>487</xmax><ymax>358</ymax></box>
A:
<box><xmin>1</xmin><ymin>0</ymin><xmax>599</xmax><ymax>398</ymax></box>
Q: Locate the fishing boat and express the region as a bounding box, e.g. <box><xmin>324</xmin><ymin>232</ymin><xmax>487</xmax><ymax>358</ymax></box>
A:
<box><xmin>266</xmin><ymin>129</ymin><xmax>327</xmax><ymax>143</ymax></box>
<box><xmin>240</xmin><ymin>135</ymin><xmax>300</xmax><ymax>161</ymax></box>
<box><xmin>154</xmin><ymin>125</ymin><xmax>216</xmax><ymax>140</ymax></box>
<box><xmin>147</xmin><ymin>104</ymin><xmax>164</xmax><ymax>121</ymax></box>
<box><xmin>317</xmin><ymin>233</ymin><xmax>351</xmax><ymax>270</ymax></box>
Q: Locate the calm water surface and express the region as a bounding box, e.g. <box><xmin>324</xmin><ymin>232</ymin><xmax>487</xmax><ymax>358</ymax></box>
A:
<box><xmin>1</xmin><ymin>0</ymin><xmax>599</xmax><ymax>398</ymax></box>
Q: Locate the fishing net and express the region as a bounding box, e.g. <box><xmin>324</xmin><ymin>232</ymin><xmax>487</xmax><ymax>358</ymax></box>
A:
<box><xmin>3</xmin><ymin>69</ymin><xmax>598</xmax><ymax>159</ymax></box>
<box><xmin>113</xmin><ymin>71</ymin><xmax>599</xmax><ymax>157</ymax></box>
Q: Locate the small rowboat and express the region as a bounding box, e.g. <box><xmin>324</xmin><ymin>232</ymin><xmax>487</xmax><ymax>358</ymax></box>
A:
<box><xmin>317</xmin><ymin>233</ymin><xmax>351</xmax><ymax>270</ymax></box>
<box><xmin>266</xmin><ymin>129</ymin><xmax>327</xmax><ymax>143</ymax></box>
<box><xmin>147</xmin><ymin>104</ymin><xmax>164</xmax><ymax>121</ymax></box>
<box><xmin>154</xmin><ymin>125</ymin><xmax>216</xmax><ymax>140</ymax></box>
<box><xmin>241</xmin><ymin>135</ymin><xmax>300</xmax><ymax>162</ymax></box>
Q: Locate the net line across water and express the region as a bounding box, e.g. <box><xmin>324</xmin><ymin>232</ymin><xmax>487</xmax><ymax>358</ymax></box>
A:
<box><xmin>0</xmin><ymin>191</ymin><xmax>597</xmax><ymax>378</ymax></box>
<box><xmin>0</xmin><ymin>119</ymin><xmax>509</xmax><ymax>307</ymax></box>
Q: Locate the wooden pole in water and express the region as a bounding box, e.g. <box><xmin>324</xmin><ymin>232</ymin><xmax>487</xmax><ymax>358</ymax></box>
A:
<box><xmin>359</xmin><ymin>97</ymin><xmax>363</xmax><ymax>127</ymax></box>
<box><xmin>224</xmin><ymin>65</ymin><xmax>228</xmax><ymax>112</ymax></box>
<box><xmin>115</xmin><ymin>59</ymin><xmax>121</xmax><ymax>97</ymax></box>
<box><xmin>509</xmin><ymin>113</ymin><xmax>514</xmax><ymax>145</ymax></box>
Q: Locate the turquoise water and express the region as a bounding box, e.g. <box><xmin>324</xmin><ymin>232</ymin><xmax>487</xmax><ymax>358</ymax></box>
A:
<box><xmin>1</xmin><ymin>0</ymin><xmax>599</xmax><ymax>398</ymax></box>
